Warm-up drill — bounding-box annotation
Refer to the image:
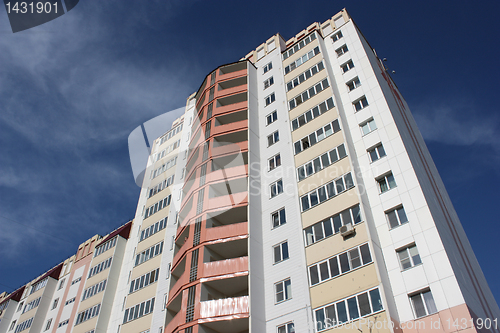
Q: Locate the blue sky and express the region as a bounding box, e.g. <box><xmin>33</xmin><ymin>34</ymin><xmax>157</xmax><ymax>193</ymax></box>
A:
<box><xmin>0</xmin><ymin>0</ymin><xmax>499</xmax><ymax>305</ymax></box>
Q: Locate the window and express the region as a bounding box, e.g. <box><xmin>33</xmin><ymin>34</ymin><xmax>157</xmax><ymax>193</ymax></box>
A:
<box><xmin>397</xmin><ymin>244</ymin><xmax>422</xmax><ymax>270</ymax></box>
<box><xmin>331</xmin><ymin>31</ymin><xmax>343</xmax><ymax>42</ymax></box>
<box><xmin>284</xmin><ymin>46</ymin><xmax>320</xmax><ymax>75</ymax></box>
<box><xmin>71</xmin><ymin>277</ymin><xmax>82</xmax><ymax>285</ymax></box>
<box><xmin>277</xmin><ymin>322</ymin><xmax>295</xmax><ymax>333</ymax></box>
<box><xmin>65</xmin><ymin>297</ymin><xmax>76</xmax><ymax>306</ymax></box>
<box><xmin>75</xmin><ymin>304</ymin><xmax>101</xmax><ymax>325</ymax></box>
<box><xmin>88</xmin><ymin>257</ymin><xmax>113</xmax><ymax>278</ymax></box>
<box><xmin>135</xmin><ymin>241</ymin><xmax>164</xmax><ymax>267</ymax></box>
<box><xmin>275</xmin><ymin>279</ymin><xmax>291</xmax><ymax>303</ymax></box>
<box><xmin>17</xmin><ymin>302</ymin><xmax>23</xmax><ymax>312</ymax></box>
<box><xmin>263</xmin><ymin>62</ymin><xmax>273</xmax><ymax>73</ymax></box>
<box><xmin>82</xmin><ymin>279</ymin><xmax>107</xmax><ymax>301</ymax></box>
<box><xmin>294</xmin><ymin>119</ymin><xmax>341</xmax><ymax>154</ymax></box>
<box><xmin>297</xmin><ymin>144</ymin><xmax>347</xmax><ymax>181</ymax></box>
<box><xmin>264</xmin><ymin>76</ymin><xmax>274</xmax><ymax>89</ymax></box>
<box><xmin>272</xmin><ymin>208</ymin><xmax>286</xmax><ymax>228</ymax></box>
<box><xmin>268</xmin><ymin>154</ymin><xmax>281</xmax><ymax>171</ymax></box>
<box><xmin>44</xmin><ymin>319</ymin><xmax>52</xmax><ymax>331</ymax></box>
<box><xmin>58</xmin><ymin>279</ymin><xmax>65</xmax><ymax>290</ymax></box>
<box><xmin>94</xmin><ymin>236</ymin><xmax>117</xmax><ymax>257</ymax></box>
<box><xmin>353</xmin><ymin>96</ymin><xmax>369</xmax><ymax>111</ymax></box>
<box><xmin>360</xmin><ymin>118</ymin><xmax>377</xmax><ymax>135</ymax></box>
<box><xmin>288</xmin><ymin>78</ymin><xmax>330</xmax><ymax>110</ymax></box>
<box><xmin>265</xmin><ymin>93</ymin><xmax>276</xmax><ymax>106</ymax></box>
<box><xmin>22</xmin><ymin>297</ymin><xmax>41</xmax><ymax>313</ymax></box>
<box><xmin>304</xmin><ymin>205</ymin><xmax>362</xmax><ymax>246</ymax></box>
<box><xmin>14</xmin><ymin>318</ymin><xmax>34</xmax><ymax>333</ymax></box>
<box><xmin>267</xmin><ymin>131</ymin><xmax>279</xmax><ymax>146</ymax></box>
<box><xmin>123</xmin><ymin>297</ymin><xmax>155</xmax><ymax>324</ymax></box>
<box><xmin>9</xmin><ymin>320</ymin><xmax>16</xmax><ymax>331</ymax></box>
<box><xmin>341</xmin><ymin>60</ymin><xmax>354</xmax><ymax>73</ymax></box>
<box><xmin>266</xmin><ymin>110</ymin><xmax>277</xmax><ymax>125</ymax></box>
<box><xmin>346</xmin><ymin>77</ymin><xmax>361</xmax><ymax>91</ymax></box>
<box><xmin>291</xmin><ymin>97</ymin><xmax>335</xmax><ymax>131</ymax></box>
<box><xmin>270</xmin><ymin>179</ymin><xmax>283</xmax><ymax>198</ymax></box>
<box><xmin>386</xmin><ymin>206</ymin><xmax>408</xmax><ymax>229</ymax></box>
<box><xmin>314</xmin><ymin>288</ymin><xmax>383</xmax><ymax>331</ymax></box>
<box><xmin>129</xmin><ymin>268</ymin><xmax>160</xmax><ymax>294</ymax></box>
<box><xmin>377</xmin><ymin>173</ymin><xmax>396</xmax><ymax>193</ymax></box>
<box><xmin>29</xmin><ymin>278</ymin><xmax>48</xmax><ymax>294</ymax></box>
<box><xmin>140</xmin><ymin>217</ymin><xmax>168</xmax><ymax>242</ymax></box>
<box><xmin>300</xmin><ymin>173</ymin><xmax>354</xmax><ymax>211</ymax></box>
<box><xmin>308</xmin><ymin>243</ymin><xmax>372</xmax><ymax>286</ymax></box>
<box><xmin>144</xmin><ymin>194</ymin><xmax>172</xmax><ymax>219</ymax></box>
<box><xmin>273</xmin><ymin>241</ymin><xmax>289</xmax><ymax>264</ymax></box>
<box><xmin>286</xmin><ymin>61</ymin><xmax>325</xmax><ymax>92</ymax></box>
<box><xmin>52</xmin><ymin>298</ymin><xmax>59</xmax><ymax>310</ymax></box>
<box><xmin>368</xmin><ymin>143</ymin><xmax>386</xmax><ymax>162</ymax></box>
<box><xmin>148</xmin><ymin>175</ymin><xmax>175</xmax><ymax>198</ymax></box>
<box><xmin>409</xmin><ymin>289</ymin><xmax>437</xmax><ymax>318</ymax></box>
<box><xmin>335</xmin><ymin>44</ymin><xmax>348</xmax><ymax>57</ymax></box>
<box><xmin>282</xmin><ymin>32</ymin><xmax>316</xmax><ymax>60</ymax></box>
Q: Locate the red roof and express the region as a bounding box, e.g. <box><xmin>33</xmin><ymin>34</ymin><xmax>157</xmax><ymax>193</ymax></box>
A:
<box><xmin>0</xmin><ymin>285</ymin><xmax>25</xmax><ymax>306</ymax></box>
<box><xmin>98</xmin><ymin>220</ymin><xmax>132</xmax><ymax>245</ymax></box>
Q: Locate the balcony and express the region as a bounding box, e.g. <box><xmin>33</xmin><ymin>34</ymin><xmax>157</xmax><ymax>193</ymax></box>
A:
<box><xmin>202</xmin><ymin>237</ymin><xmax>248</xmax><ymax>266</ymax></box>
<box><xmin>204</xmin><ymin>222</ymin><xmax>248</xmax><ymax>243</ymax></box>
<box><xmin>165</xmin><ymin>292</ymin><xmax>184</xmax><ymax>333</ymax></box>
<box><xmin>205</xmin><ymin>205</ymin><xmax>247</xmax><ymax>228</ymax></box>
<box><xmin>199</xmin><ymin>295</ymin><xmax>249</xmax><ymax>319</ymax></box>
<box><xmin>218</xmin><ymin>62</ymin><xmax>247</xmax><ymax>81</ymax></box>
<box><xmin>201</xmin><ymin>257</ymin><xmax>248</xmax><ymax>278</ymax></box>
<box><xmin>169</xmin><ymin>257</ymin><xmax>186</xmax><ymax>300</ymax></box>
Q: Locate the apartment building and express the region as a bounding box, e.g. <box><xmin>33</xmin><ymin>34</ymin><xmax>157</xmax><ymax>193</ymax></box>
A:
<box><xmin>1</xmin><ymin>8</ymin><xmax>498</xmax><ymax>333</ymax></box>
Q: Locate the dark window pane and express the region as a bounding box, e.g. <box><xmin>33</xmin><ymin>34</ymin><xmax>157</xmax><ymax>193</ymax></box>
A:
<box><xmin>274</xmin><ymin>245</ymin><xmax>281</xmax><ymax>263</ymax></box>
<box><xmin>410</xmin><ymin>294</ymin><xmax>426</xmax><ymax>318</ymax></box>
<box><xmin>301</xmin><ymin>196</ymin><xmax>310</xmax><ymax>211</ymax></box>
<box><xmin>341</xmin><ymin>209</ymin><xmax>352</xmax><ymax>226</ymax></box>
<box><xmin>313</xmin><ymin>158</ymin><xmax>322</xmax><ymax>173</ymax></box>
<box><xmin>370</xmin><ymin>289</ymin><xmax>383</xmax><ymax>312</ymax></box>
<box><xmin>314</xmin><ymin>223</ymin><xmax>324</xmax><ymax>241</ymax></box>
<box><xmin>332</xmin><ymin>215</ymin><xmax>342</xmax><ymax>233</ymax></box>
<box><xmin>309</xmin><ymin>133</ymin><xmax>317</xmax><ymax>145</ymax></box>
<box><xmin>325</xmin><ymin>304</ymin><xmax>336</xmax><ymax>327</ymax></box>
<box><xmin>397</xmin><ymin>207</ymin><xmax>408</xmax><ymax>224</ymax></box>
<box><xmin>358</xmin><ymin>292</ymin><xmax>371</xmax><ymax>316</ymax></box>
<box><xmin>349</xmin><ymin>248</ymin><xmax>362</xmax><ymax>269</ymax></box>
<box><xmin>332</xmin><ymin>119</ymin><xmax>341</xmax><ymax>132</ymax></box>
<box><xmin>344</xmin><ymin>173</ymin><xmax>354</xmax><ymax>189</ymax></box>
<box><xmin>360</xmin><ymin>244</ymin><xmax>372</xmax><ymax>264</ymax></box>
<box><xmin>280</xmin><ymin>209</ymin><xmax>286</xmax><ymax>225</ymax></box>
<box><xmin>326</xmin><ymin>181</ymin><xmax>335</xmax><ymax>198</ymax></box>
<box><xmin>310</xmin><ymin>266</ymin><xmax>320</xmax><ymax>285</ymax></box>
<box><xmin>352</xmin><ymin>205</ymin><xmax>362</xmax><ymax>223</ymax></box>
<box><xmin>315</xmin><ymin>309</ymin><xmax>325</xmax><ymax>331</ymax></box>
<box><xmin>305</xmin><ymin>111</ymin><xmax>313</xmax><ymax>122</ymax></box>
<box><xmin>323</xmin><ymin>219</ymin><xmax>333</xmax><ymax>237</ymax></box>
<box><xmin>336</xmin><ymin>301</ymin><xmax>348</xmax><ymax>323</ymax></box>
<box><xmin>310</xmin><ymin>191</ymin><xmax>318</xmax><ymax>207</ymax></box>
<box><xmin>339</xmin><ymin>253</ymin><xmax>350</xmax><ymax>273</ymax></box>
<box><xmin>312</xmin><ymin>106</ymin><xmax>320</xmax><ymax>117</ymax></box>
<box><xmin>305</xmin><ymin>227</ymin><xmax>314</xmax><ymax>245</ymax></box>
<box><xmin>387</xmin><ymin>211</ymin><xmax>399</xmax><ymax>228</ymax></box>
<box><xmin>329</xmin><ymin>149</ymin><xmax>338</xmax><ymax>163</ymax></box>
<box><xmin>319</xmin><ymin>262</ymin><xmax>329</xmax><ymax>281</ymax></box>
<box><xmin>294</xmin><ymin>141</ymin><xmax>302</xmax><ymax>154</ymax></box>
<box><xmin>318</xmin><ymin>186</ymin><xmax>327</xmax><ymax>202</ymax></box>
<box><xmin>329</xmin><ymin>257</ymin><xmax>340</xmax><ymax>277</ymax></box>
<box><xmin>321</xmin><ymin>153</ymin><xmax>330</xmax><ymax>167</ymax></box>
<box><xmin>347</xmin><ymin>297</ymin><xmax>359</xmax><ymax>319</ymax></box>
<box><xmin>335</xmin><ymin>178</ymin><xmax>345</xmax><ymax>193</ymax></box>
<box><xmin>282</xmin><ymin>242</ymin><xmax>289</xmax><ymax>260</ymax></box>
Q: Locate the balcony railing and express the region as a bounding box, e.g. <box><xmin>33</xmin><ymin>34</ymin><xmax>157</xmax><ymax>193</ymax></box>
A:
<box><xmin>203</xmin><ymin>222</ymin><xmax>248</xmax><ymax>243</ymax></box>
<box><xmin>201</xmin><ymin>256</ymin><xmax>248</xmax><ymax>278</ymax></box>
<box><xmin>199</xmin><ymin>296</ymin><xmax>249</xmax><ymax>319</ymax></box>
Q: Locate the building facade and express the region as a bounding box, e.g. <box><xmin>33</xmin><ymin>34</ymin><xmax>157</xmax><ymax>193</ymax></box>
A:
<box><xmin>1</xmin><ymin>8</ymin><xmax>499</xmax><ymax>333</ymax></box>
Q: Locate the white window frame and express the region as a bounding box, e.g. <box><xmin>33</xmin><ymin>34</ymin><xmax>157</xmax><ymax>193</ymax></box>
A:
<box><xmin>267</xmin><ymin>131</ymin><xmax>279</xmax><ymax>147</ymax></box>
<box><xmin>331</xmin><ymin>30</ymin><xmax>343</xmax><ymax>42</ymax></box>
<box><xmin>346</xmin><ymin>77</ymin><xmax>361</xmax><ymax>91</ymax></box>
<box><xmin>268</xmin><ymin>153</ymin><xmax>281</xmax><ymax>171</ymax></box>
<box><xmin>341</xmin><ymin>59</ymin><xmax>354</xmax><ymax>73</ymax></box>
<box><xmin>264</xmin><ymin>76</ymin><xmax>274</xmax><ymax>89</ymax></box>
<box><xmin>273</xmin><ymin>241</ymin><xmax>289</xmax><ymax>264</ymax></box>
<box><xmin>386</xmin><ymin>205</ymin><xmax>408</xmax><ymax>229</ymax></box>
<box><xmin>335</xmin><ymin>44</ymin><xmax>348</xmax><ymax>57</ymax></box>
<box><xmin>396</xmin><ymin>244</ymin><xmax>422</xmax><ymax>271</ymax></box>
<box><xmin>377</xmin><ymin>173</ymin><xmax>396</xmax><ymax>193</ymax></box>
<box><xmin>409</xmin><ymin>289</ymin><xmax>437</xmax><ymax>318</ymax></box>
<box><xmin>265</xmin><ymin>92</ymin><xmax>276</xmax><ymax>106</ymax></box>
<box><xmin>263</xmin><ymin>62</ymin><xmax>273</xmax><ymax>74</ymax></box>
<box><xmin>277</xmin><ymin>322</ymin><xmax>295</xmax><ymax>333</ymax></box>
<box><xmin>353</xmin><ymin>96</ymin><xmax>369</xmax><ymax>111</ymax></box>
<box><xmin>270</xmin><ymin>179</ymin><xmax>283</xmax><ymax>198</ymax></box>
<box><xmin>360</xmin><ymin>118</ymin><xmax>377</xmax><ymax>136</ymax></box>
<box><xmin>367</xmin><ymin>143</ymin><xmax>386</xmax><ymax>162</ymax></box>
<box><xmin>271</xmin><ymin>208</ymin><xmax>286</xmax><ymax>229</ymax></box>
<box><xmin>266</xmin><ymin>110</ymin><xmax>277</xmax><ymax>125</ymax></box>
<box><xmin>275</xmin><ymin>278</ymin><xmax>292</xmax><ymax>304</ymax></box>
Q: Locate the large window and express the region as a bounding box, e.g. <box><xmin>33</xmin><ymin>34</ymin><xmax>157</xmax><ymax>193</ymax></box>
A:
<box><xmin>288</xmin><ymin>78</ymin><xmax>330</xmax><ymax>110</ymax></box>
<box><xmin>291</xmin><ymin>97</ymin><xmax>334</xmax><ymax>131</ymax></box>
<box><xmin>144</xmin><ymin>194</ymin><xmax>172</xmax><ymax>219</ymax></box>
<box><xmin>22</xmin><ymin>297</ymin><xmax>41</xmax><ymax>314</ymax></box>
<box><xmin>304</xmin><ymin>205</ymin><xmax>362</xmax><ymax>246</ymax></box>
<box><xmin>273</xmin><ymin>241</ymin><xmax>289</xmax><ymax>264</ymax></box>
<box><xmin>123</xmin><ymin>297</ymin><xmax>155</xmax><ymax>324</ymax></box>
<box><xmin>377</xmin><ymin>173</ymin><xmax>396</xmax><ymax>193</ymax></box>
<box><xmin>82</xmin><ymin>279</ymin><xmax>107</xmax><ymax>301</ymax></box>
<box><xmin>275</xmin><ymin>278</ymin><xmax>291</xmax><ymax>303</ymax></box>
<box><xmin>294</xmin><ymin>119</ymin><xmax>341</xmax><ymax>155</ymax></box>
<box><xmin>297</xmin><ymin>144</ymin><xmax>347</xmax><ymax>181</ymax></box>
<box><xmin>94</xmin><ymin>236</ymin><xmax>117</xmax><ymax>257</ymax></box>
<box><xmin>140</xmin><ymin>217</ymin><xmax>167</xmax><ymax>242</ymax></box>
<box><xmin>88</xmin><ymin>257</ymin><xmax>112</xmax><ymax>278</ymax></box>
<box><xmin>286</xmin><ymin>61</ymin><xmax>325</xmax><ymax>92</ymax></box>
<box><xmin>129</xmin><ymin>268</ymin><xmax>160</xmax><ymax>294</ymax></box>
<box><xmin>314</xmin><ymin>288</ymin><xmax>383</xmax><ymax>331</ymax></box>
<box><xmin>397</xmin><ymin>244</ymin><xmax>422</xmax><ymax>270</ymax></box>
<box><xmin>135</xmin><ymin>241</ymin><xmax>164</xmax><ymax>267</ymax></box>
<box><xmin>272</xmin><ymin>208</ymin><xmax>286</xmax><ymax>229</ymax></box>
<box><xmin>300</xmin><ymin>173</ymin><xmax>354</xmax><ymax>211</ymax></box>
<box><xmin>270</xmin><ymin>179</ymin><xmax>283</xmax><ymax>198</ymax></box>
<box><xmin>409</xmin><ymin>289</ymin><xmax>437</xmax><ymax>318</ymax></box>
<box><xmin>386</xmin><ymin>206</ymin><xmax>408</xmax><ymax>229</ymax></box>
<box><xmin>282</xmin><ymin>32</ymin><xmax>316</xmax><ymax>60</ymax></box>
<box><xmin>308</xmin><ymin>243</ymin><xmax>371</xmax><ymax>286</ymax></box>
<box><xmin>284</xmin><ymin>46</ymin><xmax>320</xmax><ymax>75</ymax></box>
<box><xmin>75</xmin><ymin>304</ymin><xmax>101</xmax><ymax>325</ymax></box>
<box><xmin>14</xmin><ymin>318</ymin><xmax>33</xmax><ymax>333</ymax></box>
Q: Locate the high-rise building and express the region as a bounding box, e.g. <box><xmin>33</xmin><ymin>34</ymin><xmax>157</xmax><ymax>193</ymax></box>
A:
<box><xmin>1</xmin><ymin>8</ymin><xmax>499</xmax><ymax>333</ymax></box>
